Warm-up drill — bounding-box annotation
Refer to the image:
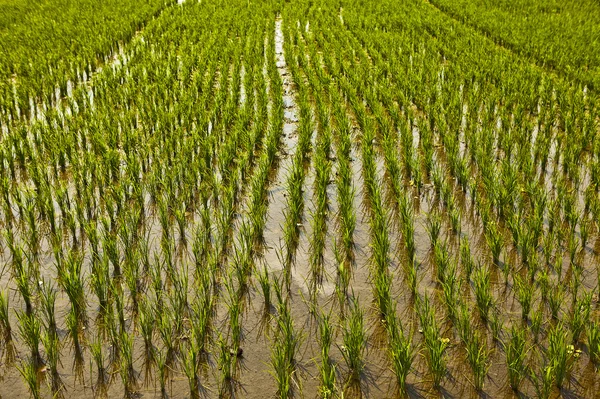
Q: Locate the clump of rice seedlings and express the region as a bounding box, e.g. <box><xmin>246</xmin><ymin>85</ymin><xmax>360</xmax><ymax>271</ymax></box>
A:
<box><xmin>449</xmin><ymin>205</ymin><xmax>461</xmax><ymax>235</ymax></box>
<box><xmin>139</xmin><ymin>299</ymin><xmax>155</xmax><ymax>367</ymax></box>
<box><xmin>90</xmin><ymin>258</ymin><xmax>111</xmax><ymax>318</ymax></box>
<box><xmin>42</xmin><ymin>329</ymin><xmax>63</xmax><ymax>395</ymax></box>
<box><xmin>156</xmin><ymin>348</ymin><xmax>169</xmax><ymax>399</ymax></box>
<box><xmin>547</xmin><ymin>323</ymin><xmax>572</xmax><ymax>388</ymax></box>
<box><xmin>190</xmin><ymin>285</ymin><xmax>212</xmax><ymax>359</ymax></box>
<box><xmin>489</xmin><ymin>307</ymin><xmax>503</xmax><ymax>343</ymax></box>
<box><xmin>418</xmin><ymin>296</ymin><xmax>447</xmax><ymax>389</ymax></box>
<box><xmin>341</xmin><ymin>297</ymin><xmax>366</xmax><ymax>382</ymax></box>
<box><xmin>257</xmin><ymin>265</ymin><xmax>271</xmax><ymax>311</ymax></box>
<box><xmin>60</xmin><ymin>249</ymin><xmax>87</xmax><ymax>325</ymax></box>
<box><xmin>547</xmin><ymin>282</ymin><xmax>564</xmax><ymax>320</ymax></box>
<box><xmin>270</xmin><ymin>283</ymin><xmax>300</xmax><ymax>399</ymax></box>
<box><xmin>570</xmin><ymin>292</ymin><xmax>591</xmax><ymax>343</ymax></box>
<box><xmin>119</xmin><ymin>330</ymin><xmax>137</xmax><ymax>397</ymax></box>
<box><xmin>17</xmin><ymin>357</ymin><xmax>41</xmax><ymax>399</ymax></box>
<box><xmin>425</xmin><ymin>211</ymin><xmax>442</xmax><ymax>249</ymax></box>
<box><xmin>530</xmin><ymin>303</ymin><xmax>543</xmax><ymax>343</ymax></box>
<box><xmin>333</xmin><ymin>115</ymin><xmax>356</xmax><ymax>262</ymax></box>
<box><xmin>405</xmin><ymin>259</ymin><xmax>418</xmax><ymax>297</ymax></box>
<box><xmin>531</xmin><ymin>362</ymin><xmax>555</xmax><ymax>399</ymax></box>
<box><xmin>373</xmin><ymin>269</ymin><xmax>393</xmax><ymax>322</ymax></box>
<box><xmin>225</xmin><ymin>282</ymin><xmax>242</xmax><ymax>354</ymax></box>
<box><xmin>333</xmin><ymin>241</ymin><xmax>350</xmax><ymax>306</ymax></box>
<box><xmin>484</xmin><ymin>222</ymin><xmax>503</xmax><ymax>266</ymax></box>
<box><xmin>587</xmin><ymin>321</ymin><xmax>600</xmax><ymax>365</ymax></box>
<box><xmin>387</xmin><ymin>316</ymin><xmax>414</xmax><ymax>395</ymax></box>
<box><xmin>456</xmin><ymin>302</ymin><xmax>472</xmax><ymax>344</ymax></box>
<box><xmin>538</xmin><ymin>268</ymin><xmax>550</xmax><ymax>301</ymax></box>
<box><xmin>17</xmin><ymin>310</ymin><xmax>43</xmax><ymax>366</ymax></box>
<box><xmin>123</xmin><ymin>249</ymin><xmax>142</xmax><ymax>315</ymax></box>
<box><xmin>0</xmin><ymin>290</ymin><xmax>14</xmax><ymax>360</ymax></box>
<box><xmin>309</xmin><ymin>128</ymin><xmax>332</xmax><ymax>287</ymax></box>
<box><xmin>514</xmin><ymin>274</ymin><xmax>533</xmax><ymax>320</ymax></box>
<box><xmin>317</xmin><ymin>312</ymin><xmax>336</xmax><ymax>398</ymax></box>
<box><xmin>460</xmin><ymin>237</ymin><xmax>474</xmax><ymax>280</ymax></box>
<box><xmin>433</xmin><ymin>241</ymin><xmax>451</xmax><ymax>284</ymax></box>
<box><xmin>271</xmin><ymin>336</ymin><xmax>293</xmax><ymax>399</ymax></box>
<box><xmin>89</xmin><ymin>333</ymin><xmax>107</xmax><ymax>389</ymax></box>
<box><xmin>13</xmin><ymin>251</ymin><xmax>34</xmax><ymax>316</ymax></box>
<box><xmin>183</xmin><ymin>340</ymin><xmax>201</xmax><ymax>399</ymax></box>
<box><xmin>39</xmin><ymin>280</ymin><xmax>57</xmax><ymax>336</ymax></box>
<box><xmin>398</xmin><ymin>194</ymin><xmax>416</xmax><ymax>264</ymax></box>
<box><xmin>465</xmin><ymin>330</ymin><xmax>489</xmax><ymax>391</ymax></box>
<box><xmin>218</xmin><ymin>334</ymin><xmax>234</xmax><ymax>385</ymax></box>
<box><xmin>472</xmin><ymin>265</ymin><xmax>492</xmax><ymax>321</ymax></box>
<box><xmin>66</xmin><ymin>310</ymin><xmax>84</xmax><ymax>370</ymax></box>
<box><xmin>505</xmin><ymin>325</ymin><xmax>527</xmax><ymax>391</ymax></box>
<box><xmin>158</xmin><ymin>310</ymin><xmax>177</xmax><ymax>370</ymax></box>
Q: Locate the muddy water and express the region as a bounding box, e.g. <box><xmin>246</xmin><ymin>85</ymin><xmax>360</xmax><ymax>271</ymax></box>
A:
<box><xmin>2</xmin><ymin>8</ymin><xmax>600</xmax><ymax>399</ymax></box>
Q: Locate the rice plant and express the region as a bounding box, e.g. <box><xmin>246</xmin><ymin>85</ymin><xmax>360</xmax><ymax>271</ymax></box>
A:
<box><xmin>17</xmin><ymin>310</ymin><xmax>43</xmax><ymax>366</ymax></box>
<box><xmin>531</xmin><ymin>363</ymin><xmax>554</xmax><ymax>399</ymax></box>
<box><xmin>0</xmin><ymin>290</ymin><xmax>13</xmax><ymax>353</ymax></box>
<box><xmin>588</xmin><ymin>321</ymin><xmax>600</xmax><ymax>365</ymax></box>
<box><xmin>418</xmin><ymin>296</ymin><xmax>447</xmax><ymax>389</ymax></box>
<box><xmin>340</xmin><ymin>297</ymin><xmax>366</xmax><ymax>382</ymax></box>
<box><xmin>17</xmin><ymin>357</ymin><xmax>41</xmax><ymax>399</ymax></box>
<box><xmin>472</xmin><ymin>265</ymin><xmax>493</xmax><ymax>321</ymax></box>
<box><xmin>387</xmin><ymin>317</ymin><xmax>415</xmax><ymax>394</ymax></box>
<box><xmin>505</xmin><ymin>325</ymin><xmax>527</xmax><ymax>391</ymax></box>
<box><xmin>547</xmin><ymin>323</ymin><xmax>571</xmax><ymax>388</ymax></box>
<box><xmin>465</xmin><ymin>330</ymin><xmax>489</xmax><ymax>391</ymax></box>
<box><xmin>317</xmin><ymin>312</ymin><xmax>336</xmax><ymax>398</ymax></box>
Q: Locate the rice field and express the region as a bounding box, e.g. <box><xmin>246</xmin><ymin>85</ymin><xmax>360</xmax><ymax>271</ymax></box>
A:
<box><xmin>1</xmin><ymin>0</ymin><xmax>600</xmax><ymax>398</ymax></box>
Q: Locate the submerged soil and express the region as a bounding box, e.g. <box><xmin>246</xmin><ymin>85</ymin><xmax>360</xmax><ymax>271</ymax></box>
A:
<box><xmin>1</xmin><ymin>2</ymin><xmax>600</xmax><ymax>399</ymax></box>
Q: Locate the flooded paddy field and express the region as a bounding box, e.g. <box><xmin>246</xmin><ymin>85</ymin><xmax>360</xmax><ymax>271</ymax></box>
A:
<box><xmin>1</xmin><ymin>0</ymin><xmax>600</xmax><ymax>398</ymax></box>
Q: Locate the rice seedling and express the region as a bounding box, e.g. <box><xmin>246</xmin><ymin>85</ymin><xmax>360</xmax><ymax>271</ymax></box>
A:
<box><xmin>547</xmin><ymin>282</ymin><xmax>564</xmax><ymax>320</ymax></box>
<box><xmin>271</xmin><ymin>282</ymin><xmax>300</xmax><ymax>399</ymax></box>
<box><xmin>89</xmin><ymin>333</ymin><xmax>107</xmax><ymax>387</ymax></box>
<box><xmin>340</xmin><ymin>297</ymin><xmax>366</xmax><ymax>382</ymax></box>
<box><xmin>547</xmin><ymin>323</ymin><xmax>572</xmax><ymax>388</ymax></box>
<box><xmin>472</xmin><ymin>265</ymin><xmax>492</xmax><ymax>321</ymax></box>
<box><xmin>505</xmin><ymin>325</ymin><xmax>527</xmax><ymax>391</ymax></box>
<box><xmin>317</xmin><ymin>312</ymin><xmax>336</xmax><ymax>398</ymax></box>
<box><xmin>183</xmin><ymin>340</ymin><xmax>201</xmax><ymax>399</ymax></box>
<box><xmin>513</xmin><ymin>274</ymin><xmax>533</xmax><ymax>320</ymax></box>
<box><xmin>485</xmin><ymin>223</ymin><xmax>503</xmax><ymax>265</ymax></box>
<box><xmin>134</xmin><ymin>301</ymin><xmax>153</xmax><ymax>373</ymax></box>
<box><xmin>0</xmin><ymin>289</ymin><xmax>12</xmax><ymax>345</ymax></box>
<box><xmin>13</xmin><ymin>251</ymin><xmax>34</xmax><ymax>316</ymax></box>
<box><xmin>459</xmin><ymin>237</ymin><xmax>474</xmax><ymax>280</ymax></box>
<box><xmin>39</xmin><ymin>280</ymin><xmax>58</xmax><ymax>336</ymax></box>
<box><xmin>257</xmin><ymin>264</ymin><xmax>271</xmax><ymax>310</ymax></box>
<box><xmin>587</xmin><ymin>321</ymin><xmax>600</xmax><ymax>366</ymax></box>
<box><xmin>119</xmin><ymin>330</ymin><xmax>137</xmax><ymax>397</ymax></box>
<box><xmin>569</xmin><ymin>291</ymin><xmax>591</xmax><ymax>343</ymax></box>
<box><xmin>156</xmin><ymin>348</ymin><xmax>169</xmax><ymax>399</ymax></box>
<box><xmin>16</xmin><ymin>310</ymin><xmax>43</xmax><ymax>366</ymax></box>
<box><xmin>425</xmin><ymin>212</ymin><xmax>442</xmax><ymax>249</ymax></box>
<box><xmin>60</xmin><ymin>249</ymin><xmax>87</xmax><ymax>325</ymax></box>
<box><xmin>530</xmin><ymin>303</ymin><xmax>543</xmax><ymax>343</ymax></box>
<box><xmin>531</xmin><ymin>363</ymin><xmax>554</xmax><ymax>399</ymax></box>
<box><xmin>417</xmin><ymin>296</ymin><xmax>448</xmax><ymax>389</ymax></box>
<box><xmin>465</xmin><ymin>330</ymin><xmax>489</xmax><ymax>391</ymax></box>
<box><xmin>17</xmin><ymin>357</ymin><xmax>41</xmax><ymax>399</ymax></box>
<box><xmin>387</xmin><ymin>317</ymin><xmax>415</xmax><ymax>395</ymax></box>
